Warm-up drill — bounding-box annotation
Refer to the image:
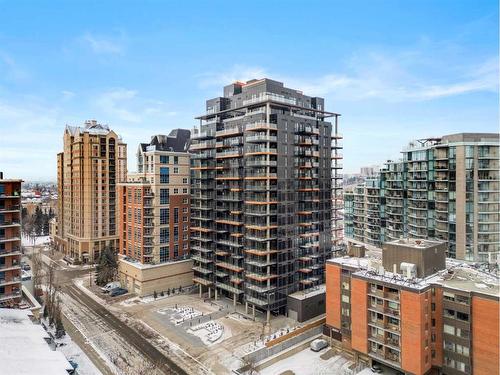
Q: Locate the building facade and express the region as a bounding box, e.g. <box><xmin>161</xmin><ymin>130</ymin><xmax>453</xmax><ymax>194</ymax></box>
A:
<box><xmin>0</xmin><ymin>173</ymin><xmax>22</xmax><ymax>307</ymax></box>
<box><xmin>55</xmin><ymin>120</ymin><xmax>127</xmax><ymax>263</ymax></box>
<box><xmin>190</xmin><ymin>78</ymin><xmax>342</xmax><ymax>319</ymax></box>
<box><xmin>325</xmin><ymin>238</ymin><xmax>499</xmax><ymax>375</ymax></box>
<box><xmin>117</xmin><ymin>131</ymin><xmax>193</xmax><ymax>296</ymax></box>
<box><xmin>344</xmin><ymin>133</ymin><xmax>499</xmax><ymax>262</ymax></box>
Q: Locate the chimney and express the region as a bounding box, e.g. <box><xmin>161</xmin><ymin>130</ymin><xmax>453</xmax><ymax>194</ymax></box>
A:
<box><xmin>393</xmin><ymin>264</ymin><xmax>397</xmax><ymax>274</ymax></box>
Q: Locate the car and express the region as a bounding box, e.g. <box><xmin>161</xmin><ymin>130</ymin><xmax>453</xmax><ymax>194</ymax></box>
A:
<box><xmin>22</xmin><ymin>264</ymin><xmax>31</xmax><ymax>271</ymax></box>
<box><xmin>109</xmin><ymin>287</ymin><xmax>128</xmax><ymax>297</ymax></box>
<box><xmin>101</xmin><ymin>281</ymin><xmax>121</xmax><ymax>293</ymax></box>
<box><xmin>371</xmin><ymin>363</ymin><xmax>383</xmax><ymax>373</ymax></box>
<box><xmin>310</xmin><ymin>338</ymin><xmax>328</xmax><ymax>352</ymax></box>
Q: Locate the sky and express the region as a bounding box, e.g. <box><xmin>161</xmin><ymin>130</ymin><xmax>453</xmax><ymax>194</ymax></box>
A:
<box><xmin>0</xmin><ymin>0</ymin><xmax>498</xmax><ymax>181</ymax></box>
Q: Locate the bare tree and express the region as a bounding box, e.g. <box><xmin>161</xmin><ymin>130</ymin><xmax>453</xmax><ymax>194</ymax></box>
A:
<box><xmin>31</xmin><ymin>248</ymin><xmax>43</xmax><ymax>300</ymax></box>
<box><xmin>44</xmin><ymin>264</ymin><xmax>58</xmax><ymax>326</ymax></box>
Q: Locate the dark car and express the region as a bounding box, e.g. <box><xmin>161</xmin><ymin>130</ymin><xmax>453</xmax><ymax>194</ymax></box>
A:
<box><xmin>109</xmin><ymin>287</ymin><xmax>128</xmax><ymax>297</ymax></box>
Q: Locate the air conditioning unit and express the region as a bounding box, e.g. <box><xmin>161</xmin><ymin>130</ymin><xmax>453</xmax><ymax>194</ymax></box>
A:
<box><xmin>400</xmin><ymin>262</ymin><xmax>417</xmax><ymax>278</ymax></box>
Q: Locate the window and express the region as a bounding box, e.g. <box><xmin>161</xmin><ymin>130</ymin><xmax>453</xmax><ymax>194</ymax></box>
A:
<box><xmin>174</xmin><ymin>208</ymin><xmax>179</xmax><ymax>224</ymax></box>
<box><xmin>341</xmin><ymin>295</ymin><xmax>350</xmax><ymax>303</ymax></box>
<box><xmin>174</xmin><ymin>167</ymin><xmax>179</xmax><ymax>174</ymax></box>
<box><xmin>160</xmin><ymin>246</ymin><xmax>169</xmax><ymax>262</ymax></box>
<box><xmin>160</xmin><ymin>167</ymin><xmax>169</xmax><ymax>183</ymax></box>
<box><xmin>160</xmin><ymin>155</ymin><xmax>169</xmax><ymax>164</ymax></box>
<box><xmin>174</xmin><ymin>188</ymin><xmax>179</xmax><ymax>194</ymax></box>
<box><xmin>457</xmin><ymin>312</ymin><xmax>469</xmax><ymax>322</ymax></box>
<box><xmin>444</xmin><ymin>324</ymin><xmax>454</xmax><ymax>335</ymax></box>
<box><xmin>182</xmin><ymin>178</ymin><xmax>188</xmax><ymax>184</ymax></box>
<box><xmin>174</xmin><ymin>156</ymin><xmax>178</xmax><ymax>164</ymax></box>
<box><xmin>160</xmin><ymin>208</ymin><xmax>169</xmax><ymax>225</ymax></box>
<box><xmin>160</xmin><ymin>189</ymin><xmax>169</xmax><ymax>204</ymax></box>
<box><xmin>160</xmin><ymin>228</ymin><xmax>169</xmax><ymax>244</ymax></box>
<box><xmin>182</xmin><ymin>198</ymin><xmax>188</xmax><ymax>204</ymax></box>
<box><xmin>183</xmin><ymin>188</ymin><xmax>188</xmax><ymax>194</ymax></box>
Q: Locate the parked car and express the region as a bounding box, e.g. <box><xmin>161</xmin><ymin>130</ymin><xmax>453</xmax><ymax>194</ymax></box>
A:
<box><xmin>101</xmin><ymin>281</ymin><xmax>121</xmax><ymax>293</ymax></box>
<box><xmin>109</xmin><ymin>287</ymin><xmax>128</xmax><ymax>297</ymax></box>
<box><xmin>371</xmin><ymin>363</ymin><xmax>383</xmax><ymax>373</ymax></box>
<box><xmin>22</xmin><ymin>264</ymin><xmax>31</xmax><ymax>271</ymax></box>
<box><xmin>310</xmin><ymin>338</ymin><xmax>328</xmax><ymax>352</ymax></box>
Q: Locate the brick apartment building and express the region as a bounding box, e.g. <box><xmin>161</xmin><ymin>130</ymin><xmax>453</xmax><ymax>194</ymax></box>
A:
<box><xmin>117</xmin><ymin>131</ymin><xmax>193</xmax><ymax>296</ymax></box>
<box><xmin>325</xmin><ymin>238</ymin><xmax>499</xmax><ymax>375</ymax></box>
<box><xmin>55</xmin><ymin>120</ymin><xmax>127</xmax><ymax>263</ymax></box>
<box><xmin>0</xmin><ymin>173</ymin><xmax>22</xmax><ymax>307</ymax></box>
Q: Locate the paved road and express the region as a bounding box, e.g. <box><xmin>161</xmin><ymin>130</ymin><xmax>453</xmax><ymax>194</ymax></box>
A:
<box><xmin>63</xmin><ymin>283</ymin><xmax>188</xmax><ymax>375</ymax></box>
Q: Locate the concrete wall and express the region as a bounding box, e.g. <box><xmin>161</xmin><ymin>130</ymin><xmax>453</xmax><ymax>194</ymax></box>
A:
<box><xmin>118</xmin><ymin>258</ymin><xmax>193</xmax><ymax>296</ymax></box>
<box><xmin>287</xmin><ymin>292</ymin><xmax>325</xmax><ymax>323</ymax></box>
<box><xmin>383</xmin><ymin>241</ymin><xmax>446</xmax><ymax>278</ymax></box>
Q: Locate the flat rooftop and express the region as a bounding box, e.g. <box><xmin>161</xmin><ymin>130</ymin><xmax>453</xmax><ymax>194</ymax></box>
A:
<box><xmin>386</xmin><ymin>238</ymin><xmax>443</xmax><ymax>250</ymax></box>
<box><xmin>288</xmin><ymin>284</ymin><xmax>326</xmax><ymax>300</ymax></box>
<box><xmin>0</xmin><ymin>308</ymin><xmax>73</xmax><ymax>375</ymax></box>
<box><xmin>328</xmin><ymin>256</ymin><xmax>499</xmax><ymax>297</ymax></box>
<box><xmin>119</xmin><ymin>255</ymin><xmax>191</xmax><ymax>270</ymax></box>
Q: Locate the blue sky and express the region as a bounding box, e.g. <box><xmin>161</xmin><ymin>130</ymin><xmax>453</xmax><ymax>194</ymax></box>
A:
<box><xmin>0</xmin><ymin>0</ymin><xmax>498</xmax><ymax>181</ymax></box>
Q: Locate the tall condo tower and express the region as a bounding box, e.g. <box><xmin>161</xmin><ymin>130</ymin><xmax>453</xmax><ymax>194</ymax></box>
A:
<box><xmin>190</xmin><ymin>78</ymin><xmax>341</xmax><ymax>320</ymax></box>
<box><xmin>55</xmin><ymin>120</ymin><xmax>127</xmax><ymax>263</ymax></box>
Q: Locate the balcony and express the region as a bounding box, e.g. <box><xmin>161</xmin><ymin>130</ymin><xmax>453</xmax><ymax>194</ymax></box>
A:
<box><xmin>0</xmin><ymin>276</ymin><xmax>21</xmax><ymax>286</ymax></box>
<box><xmin>0</xmin><ymin>220</ymin><xmax>21</xmax><ymax>228</ymax></box>
<box><xmin>0</xmin><ymin>236</ymin><xmax>21</xmax><ymax>243</ymax></box>
<box><xmin>246</xmin><ymin>134</ymin><xmax>277</xmax><ymax>143</ymax></box>
<box><xmin>0</xmin><ymin>290</ymin><xmax>22</xmax><ymax>302</ymax></box>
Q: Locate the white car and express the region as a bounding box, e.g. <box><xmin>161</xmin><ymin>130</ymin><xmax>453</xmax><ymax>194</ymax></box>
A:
<box><xmin>101</xmin><ymin>281</ymin><xmax>121</xmax><ymax>292</ymax></box>
<box><xmin>310</xmin><ymin>338</ymin><xmax>328</xmax><ymax>352</ymax></box>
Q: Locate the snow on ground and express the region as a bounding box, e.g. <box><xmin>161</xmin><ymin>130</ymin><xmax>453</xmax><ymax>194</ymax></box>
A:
<box><xmin>259</xmin><ymin>348</ymin><xmax>351</xmax><ymax>375</ymax></box>
<box><xmin>74</xmin><ymin>278</ymin><xmax>107</xmax><ymax>305</ymax></box>
<box><xmin>22</xmin><ymin>235</ymin><xmax>50</xmax><ymax>247</ymax></box>
<box><xmin>187</xmin><ymin>320</ymin><xmax>229</xmax><ymax>346</ymax></box>
<box><xmin>48</xmin><ymin>324</ymin><xmax>103</xmax><ymax>375</ymax></box>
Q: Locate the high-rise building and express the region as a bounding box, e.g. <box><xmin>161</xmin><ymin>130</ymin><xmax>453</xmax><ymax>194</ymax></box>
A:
<box><xmin>117</xmin><ymin>131</ymin><xmax>193</xmax><ymax>296</ymax></box>
<box><xmin>0</xmin><ymin>173</ymin><xmax>22</xmax><ymax>307</ymax></box>
<box><xmin>344</xmin><ymin>133</ymin><xmax>499</xmax><ymax>262</ymax></box>
<box><xmin>54</xmin><ymin>120</ymin><xmax>127</xmax><ymax>263</ymax></box>
<box><xmin>325</xmin><ymin>238</ymin><xmax>499</xmax><ymax>375</ymax></box>
<box><xmin>190</xmin><ymin>78</ymin><xmax>342</xmax><ymax>320</ymax></box>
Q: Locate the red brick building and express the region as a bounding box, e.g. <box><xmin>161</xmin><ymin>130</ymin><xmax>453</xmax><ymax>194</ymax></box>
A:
<box><xmin>0</xmin><ymin>173</ymin><xmax>22</xmax><ymax>307</ymax></box>
<box><xmin>325</xmin><ymin>239</ymin><xmax>499</xmax><ymax>375</ymax></box>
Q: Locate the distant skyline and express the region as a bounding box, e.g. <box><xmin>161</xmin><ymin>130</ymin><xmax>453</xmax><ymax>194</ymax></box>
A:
<box><xmin>0</xmin><ymin>0</ymin><xmax>498</xmax><ymax>181</ymax></box>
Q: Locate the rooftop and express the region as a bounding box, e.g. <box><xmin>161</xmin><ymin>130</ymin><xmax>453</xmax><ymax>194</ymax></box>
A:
<box><xmin>288</xmin><ymin>284</ymin><xmax>326</xmax><ymax>300</ymax></box>
<box><xmin>0</xmin><ymin>308</ymin><xmax>73</xmax><ymax>375</ymax></box>
<box><xmin>328</xmin><ymin>256</ymin><xmax>499</xmax><ymax>297</ymax></box>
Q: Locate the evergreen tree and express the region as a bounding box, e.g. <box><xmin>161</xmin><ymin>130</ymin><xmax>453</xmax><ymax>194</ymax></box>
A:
<box><xmin>95</xmin><ymin>246</ymin><xmax>118</xmax><ymax>286</ymax></box>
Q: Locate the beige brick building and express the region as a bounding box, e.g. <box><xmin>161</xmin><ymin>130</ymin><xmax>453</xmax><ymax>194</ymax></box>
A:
<box><xmin>54</xmin><ymin>120</ymin><xmax>127</xmax><ymax>263</ymax></box>
<box><xmin>118</xmin><ymin>131</ymin><xmax>193</xmax><ymax>296</ymax></box>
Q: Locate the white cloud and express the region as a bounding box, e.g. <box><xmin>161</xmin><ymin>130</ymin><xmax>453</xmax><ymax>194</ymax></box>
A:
<box><xmin>94</xmin><ymin>88</ymin><xmax>141</xmax><ymax>122</ymax></box>
<box><xmin>93</xmin><ymin>88</ymin><xmax>178</xmax><ymax>124</ymax></box>
<box><xmin>81</xmin><ymin>32</ymin><xmax>124</xmax><ymax>54</ymax></box>
<box><xmin>199</xmin><ymin>53</ymin><xmax>498</xmax><ymax>103</ymax></box>
<box><xmin>197</xmin><ymin>65</ymin><xmax>268</xmax><ymax>88</ymax></box>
